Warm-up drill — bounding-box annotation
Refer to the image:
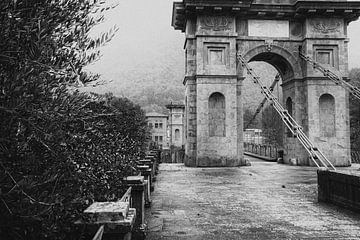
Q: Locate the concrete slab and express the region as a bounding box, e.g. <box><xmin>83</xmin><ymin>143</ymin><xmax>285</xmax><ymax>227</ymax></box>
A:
<box><xmin>145</xmin><ymin>158</ymin><xmax>360</xmax><ymax>239</ymax></box>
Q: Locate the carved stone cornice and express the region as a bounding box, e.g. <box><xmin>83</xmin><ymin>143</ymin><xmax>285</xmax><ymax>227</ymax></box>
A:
<box><xmin>172</xmin><ymin>1</ymin><xmax>360</xmax><ymax>32</ymax></box>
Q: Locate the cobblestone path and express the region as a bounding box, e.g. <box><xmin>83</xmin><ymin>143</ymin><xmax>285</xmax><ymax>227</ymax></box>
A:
<box><xmin>145</xmin><ymin>158</ymin><xmax>360</xmax><ymax>240</ymax></box>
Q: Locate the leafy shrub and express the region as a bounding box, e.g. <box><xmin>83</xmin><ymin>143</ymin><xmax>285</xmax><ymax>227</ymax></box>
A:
<box><xmin>0</xmin><ymin>0</ymin><xmax>147</xmax><ymax>239</ymax></box>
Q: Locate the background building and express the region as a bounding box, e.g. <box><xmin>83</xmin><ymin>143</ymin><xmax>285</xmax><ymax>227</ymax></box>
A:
<box><xmin>145</xmin><ymin>112</ymin><xmax>169</xmax><ymax>149</ymax></box>
<box><xmin>244</xmin><ymin>129</ymin><xmax>264</xmax><ymax>144</ymax></box>
<box><xmin>166</xmin><ymin>103</ymin><xmax>185</xmax><ymax>148</ymax></box>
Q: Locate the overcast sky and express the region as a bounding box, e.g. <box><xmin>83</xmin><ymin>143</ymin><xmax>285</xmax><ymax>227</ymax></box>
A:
<box><xmin>87</xmin><ymin>0</ymin><xmax>360</xmax><ymax>91</ymax></box>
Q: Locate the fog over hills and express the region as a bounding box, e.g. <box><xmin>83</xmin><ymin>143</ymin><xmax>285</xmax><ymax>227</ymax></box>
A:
<box><xmin>86</xmin><ymin>0</ymin><xmax>360</xmax><ymax>115</ymax></box>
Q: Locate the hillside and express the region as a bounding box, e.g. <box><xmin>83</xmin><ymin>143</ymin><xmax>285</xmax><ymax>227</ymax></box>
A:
<box><xmin>86</xmin><ymin>37</ymin><xmax>281</xmax><ymax>116</ymax></box>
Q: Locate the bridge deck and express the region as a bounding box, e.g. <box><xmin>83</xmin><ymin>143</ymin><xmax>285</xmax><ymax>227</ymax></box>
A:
<box><xmin>146</xmin><ymin>157</ymin><xmax>360</xmax><ymax>239</ymax></box>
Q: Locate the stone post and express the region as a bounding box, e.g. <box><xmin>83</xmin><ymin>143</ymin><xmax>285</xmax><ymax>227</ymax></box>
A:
<box><xmin>145</xmin><ymin>155</ymin><xmax>157</xmax><ymax>177</ymax></box>
<box><xmin>137</xmin><ymin>165</ymin><xmax>152</xmax><ymax>207</ymax></box>
<box><xmin>125</xmin><ymin>176</ymin><xmax>145</xmax><ymax>231</ymax></box>
<box><xmin>317</xmin><ymin>169</ymin><xmax>330</xmax><ymax>202</ymax></box>
<box><xmin>138</xmin><ymin>159</ymin><xmax>155</xmax><ymax>187</ymax></box>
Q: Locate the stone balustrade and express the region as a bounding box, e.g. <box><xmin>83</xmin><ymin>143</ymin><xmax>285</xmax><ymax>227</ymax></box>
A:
<box><xmin>78</xmin><ymin>149</ymin><xmax>162</xmax><ymax>240</ymax></box>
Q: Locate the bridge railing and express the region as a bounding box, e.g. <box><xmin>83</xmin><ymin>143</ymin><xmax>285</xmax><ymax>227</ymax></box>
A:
<box><xmin>351</xmin><ymin>150</ymin><xmax>360</xmax><ymax>164</ymax></box>
<box><xmin>244</xmin><ymin>142</ymin><xmax>280</xmax><ymax>159</ymax></box>
<box><xmin>79</xmin><ymin>149</ymin><xmax>162</xmax><ymax>240</ymax></box>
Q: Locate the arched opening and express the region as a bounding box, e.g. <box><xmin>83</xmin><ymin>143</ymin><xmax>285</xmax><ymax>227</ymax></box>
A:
<box><xmin>242</xmin><ymin>61</ymin><xmax>283</xmax><ymax>146</ymax></box>
<box><xmin>250</xmin><ymin>52</ymin><xmax>294</xmax><ymax>81</ymax></box>
<box><xmin>241</xmin><ymin>48</ymin><xmax>299</xmax><ymax>147</ymax></box>
<box><xmin>319</xmin><ymin>94</ymin><xmax>336</xmax><ymax>137</ymax></box>
<box><xmin>209</xmin><ymin>92</ymin><xmax>226</xmax><ymax>137</ymax></box>
<box><xmin>175</xmin><ymin>129</ymin><xmax>180</xmax><ymax>141</ymax></box>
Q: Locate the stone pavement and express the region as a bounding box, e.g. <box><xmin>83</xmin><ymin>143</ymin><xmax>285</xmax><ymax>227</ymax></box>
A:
<box><xmin>145</xmin><ymin>158</ymin><xmax>360</xmax><ymax>240</ymax></box>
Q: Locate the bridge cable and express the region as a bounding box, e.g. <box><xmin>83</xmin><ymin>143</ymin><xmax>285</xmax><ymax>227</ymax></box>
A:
<box><xmin>237</xmin><ymin>52</ymin><xmax>336</xmax><ymax>171</ymax></box>
<box><xmin>299</xmin><ymin>50</ymin><xmax>360</xmax><ymax>100</ymax></box>
<box><xmin>245</xmin><ymin>73</ymin><xmax>281</xmax><ymax>130</ymax></box>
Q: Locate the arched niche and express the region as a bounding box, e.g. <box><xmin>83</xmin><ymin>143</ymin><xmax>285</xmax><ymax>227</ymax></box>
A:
<box><xmin>209</xmin><ymin>92</ymin><xmax>226</xmax><ymax>137</ymax></box>
<box><xmin>175</xmin><ymin>129</ymin><xmax>180</xmax><ymax>141</ymax></box>
<box><xmin>319</xmin><ymin>94</ymin><xmax>336</xmax><ymax>137</ymax></box>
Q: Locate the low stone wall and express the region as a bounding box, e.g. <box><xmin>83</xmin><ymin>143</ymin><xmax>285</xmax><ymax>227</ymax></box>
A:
<box><xmin>318</xmin><ymin>169</ymin><xmax>360</xmax><ymax>212</ymax></box>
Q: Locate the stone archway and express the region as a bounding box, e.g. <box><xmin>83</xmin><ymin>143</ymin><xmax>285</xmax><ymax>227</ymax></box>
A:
<box><xmin>172</xmin><ymin>0</ymin><xmax>358</xmax><ymax>167</ymax></box>
<box><xmin>240</xmin><ymin>45</ymin><xmax>302</xmax><ymax>81</ymax></box>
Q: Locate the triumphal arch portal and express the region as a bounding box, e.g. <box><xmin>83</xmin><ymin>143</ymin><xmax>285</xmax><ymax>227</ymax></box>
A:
<box><xmin>172</xmin><ymin>0</ymin><xmax>360</xmax><ymax>167</ymax></box>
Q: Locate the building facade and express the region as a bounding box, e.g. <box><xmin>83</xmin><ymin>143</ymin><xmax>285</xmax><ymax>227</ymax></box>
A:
<box><xmin>166</xmin><ymin>104</ymin><xmax>185</xmax><ymax>148</ymax></box>
<box><xmin>145</xmin><ymin>112</ymin><xmax>169</xmax><ymax>149</ymax></box>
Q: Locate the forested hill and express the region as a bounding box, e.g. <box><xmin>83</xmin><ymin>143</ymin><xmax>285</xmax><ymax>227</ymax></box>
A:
<box><xmin>87</xmin><ymin>46</ymin><xmax>280</xmax><ymax>115</ymax></box>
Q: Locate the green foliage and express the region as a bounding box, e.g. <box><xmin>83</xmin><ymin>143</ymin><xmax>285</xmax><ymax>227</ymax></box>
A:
<box><xmin>243</xmin><ymin>108</ymin><xmax>260</xmax><ymax>129</ymax></box>
<box><xmin>0</xmin><ymin>1</ymin><xmax>147</xmax><ymax>239</ymax></box>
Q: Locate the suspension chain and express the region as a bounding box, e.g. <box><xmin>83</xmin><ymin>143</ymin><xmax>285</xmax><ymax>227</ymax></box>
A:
<box><xmin>237</xmin><ymin>52</ymin><xmax>336</xmax><ymax>171</ymax></box>
<box><xmin>245</xmin><ymin>73</ymin><xmax>280</xmax><ymax>130</ymax></box>
<box><xmin>299</xmin><ymin>51</ymin><xmax>360</xmax><ymax>100</ymax></box>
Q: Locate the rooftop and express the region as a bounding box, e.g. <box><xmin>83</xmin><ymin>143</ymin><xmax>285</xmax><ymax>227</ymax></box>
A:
<box><xmin>146</xmin><ymin>112</ymin><xmax>169</xmax><ymax>118</ymax></box>
<box><xmin>166</xmin><ymin>103</ymin><xmax>185</xmax><ymax>109</ymax></box>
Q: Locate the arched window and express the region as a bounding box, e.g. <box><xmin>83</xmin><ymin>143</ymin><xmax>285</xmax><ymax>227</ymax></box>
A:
<box><xmin>209</xmin><ymin>92</ymin><xmax>226</xmax><ymax>137</ymax></box>
<box><xmin>319</xmin><ymin>94</ymin><xmax>335</xmax><ymax>137</ymax></box>
<box><xmin>175</xmin><ymin>129</ymin><xmax>180</xmax><ymax>141</ymax></box>
<box><xmin>286</xmin><ymin>97</ymin><xmax>293</xmax><ymax>137</ymax></box>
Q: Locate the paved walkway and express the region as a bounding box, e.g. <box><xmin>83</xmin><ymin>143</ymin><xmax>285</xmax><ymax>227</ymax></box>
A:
<box><xmin>145</xmin><ymin>158</ymin><xmax>360</xmax><ymax>240</ymax></box>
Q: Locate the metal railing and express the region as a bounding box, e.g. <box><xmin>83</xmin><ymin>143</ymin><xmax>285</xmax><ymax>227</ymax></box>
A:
<box><xmin>244</xmin><ymin>142</ymin><xmax>279</xmax><ymax>159</ymax></box>
<box><xmin>237</xmin><ymin>52</ymin><xmax>336</xmax><ymax>171</ymax></box>
<box><xmin>351</xmin><ymin>150</ymin><xmax>360</xmax><ymax>164</ymax></box>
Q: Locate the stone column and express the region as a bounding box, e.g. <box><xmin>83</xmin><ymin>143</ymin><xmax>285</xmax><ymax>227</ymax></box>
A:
<box><xmin>299</xmin><ymin>17</ymin><xmax>351</xmax><ymax>166</ymax></box>
<box><xmin>184</xmin><ymin>77</ymin><xmax>197</xmax><ymax>166</ymax></box>
<box><xmin>125</xmin><ymin>176</ymin><xmax>145</xmax><ymax>230</ymax></box>
<box><xmin>137</xmin><ymin>165</ymin><xmax>152</xmax><ymax>207</ymax></box>
<box><xmin>237</xmin><ymin>76</ymin><xmax>245</xmax><ymax>165</ymax></box>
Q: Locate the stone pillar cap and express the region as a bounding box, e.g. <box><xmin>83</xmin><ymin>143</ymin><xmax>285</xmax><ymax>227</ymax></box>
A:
<box><xmin>137</xmin><ymin>165</ymin><xmax>150</xmax><ymax>170</ymax></box>
<box><xmin>84</xmin><ymin>201</ymin><xmax>130</xmax><ymax>223</ymax></box>
<box><xmin>139</xmin><ymin>159</ymin><xmax>152</xmax><ymax>163</ymax></box>
<box><xmin>126</xmin><ymin>176</ymin><xmax>144</xmax><ymax>184</ymax></box>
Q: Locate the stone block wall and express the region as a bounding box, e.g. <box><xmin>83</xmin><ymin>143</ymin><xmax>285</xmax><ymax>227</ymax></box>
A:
<box><xmin>318</xmin><ymin>170</ymin><xmax>360</xmax><ymax>212</ymax></box>
<box><xmin>196</xmin><ymin>77</ymin><xmax>242</xmax><ymax>166</ymax></box>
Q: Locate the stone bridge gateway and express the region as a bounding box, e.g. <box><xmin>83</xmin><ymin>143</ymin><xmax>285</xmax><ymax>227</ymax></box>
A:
<box><xmin>172</xmin><ymin>0</ymin><xmax>360</xmax><ymax>167</ymax></box>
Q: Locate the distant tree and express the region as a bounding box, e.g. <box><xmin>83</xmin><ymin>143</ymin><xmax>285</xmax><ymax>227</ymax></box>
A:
<box><xmin>243</xmin><ymin>108</ymin><xmax>258</xmax><ymax>129</ymax></box>
<box><xmin>261</xmin><ymin>105</ymin><xmax>284</xmax><ymax>146</ymax></box>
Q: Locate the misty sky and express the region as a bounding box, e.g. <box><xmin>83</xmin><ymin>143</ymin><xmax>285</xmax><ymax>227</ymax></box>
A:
<box><xmin>87</xmin><ymin>0</ymin><xmax>360</xmax><ymax>93</ymax></box>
